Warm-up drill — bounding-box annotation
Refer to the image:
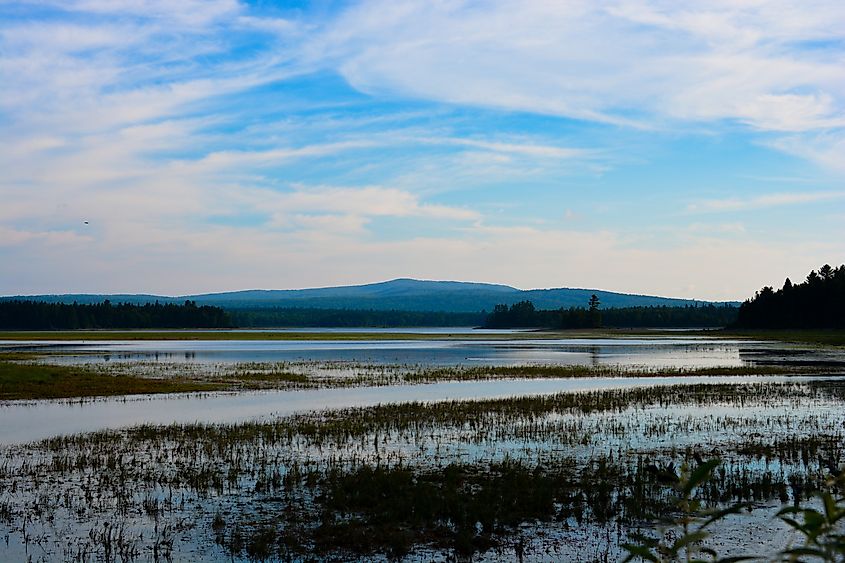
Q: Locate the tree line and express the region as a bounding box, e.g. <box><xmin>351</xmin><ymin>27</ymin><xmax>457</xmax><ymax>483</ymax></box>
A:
<box><xmin>484</xmin><ymin>299</ymin><xmax>738</xmax><ymax>328</ymax></box>
<box><xmin>229</xmin><ymin>308</ymin><xmax>484</xmax><ymax>327</ymax></box>
<box><xmin>734</xmin><ymin>264</ymin><xmax>845</xmax><ymax>328</ymax></box>
<box><xmin>0</xmin><ymin>300</ymin><xmax>232</xmax><ymax>330</ymax></box>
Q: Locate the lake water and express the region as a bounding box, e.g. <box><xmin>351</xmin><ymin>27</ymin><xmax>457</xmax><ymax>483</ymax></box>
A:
<box><xmin>3</xmin><ymin>334</ymin><xmax>825</xmax><ymax>368</ymax></box>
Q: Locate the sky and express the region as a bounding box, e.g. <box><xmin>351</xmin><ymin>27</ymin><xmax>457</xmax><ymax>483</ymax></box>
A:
<box><xmin>1</xmin><ymin>0</ymin><xmax>844</xmax><ymax>300</ymax></box>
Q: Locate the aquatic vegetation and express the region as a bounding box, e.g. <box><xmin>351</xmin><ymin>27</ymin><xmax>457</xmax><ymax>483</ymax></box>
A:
<box><xmin>0</xmin><ymin>358</ymin><xmax>222</xmax><ymax>400</ymax></box>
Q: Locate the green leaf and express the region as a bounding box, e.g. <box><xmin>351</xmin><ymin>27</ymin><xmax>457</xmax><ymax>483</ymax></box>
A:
<box><xmin>777</xmin><ymin>506</ymin><xmax>804</xmax><ymax>516</ymax></box>
<box><xmin>780</xmin><ymin>546</ymin><xmax>828</xmax><ymax>557</ymax></box>
<box><xmin>701</xmin><ymin>502</ymin><xmax>751</xmax><ymax>530</ymax></box>
<box><xmin>823</xmin><ymin>493</ymin><xmax>837</xmax><ymax>520</ymax></box>
<box><xmin>778</xmin><ymin>516</ymin><xmax>808</xmax><ymax>535</ymax></box>
<box><xmin>683</xmin><ymin>459</ymin><xmax>721</xmax><ymax>496</ymax></box>
<box><xmin>804</xmin><ymin>510</ymin><xmax>826</xmax><ymax>531</ymax></box>
<box><xmin>672</xmin><ymin>530</ymin><xmax>709</xmax><ymax>551</ymax></box>
<box><xmin>621</xmin><ymin>543</ymin><xmax>660</xmax><ymax>563</ymax></box>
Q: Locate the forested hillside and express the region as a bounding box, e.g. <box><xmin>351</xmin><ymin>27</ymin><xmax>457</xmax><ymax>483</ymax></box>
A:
<box><xmin>229</xmin><ymin>308</ymin><xmax>484</xmax><ymax>327</ymax></box>
<box><xmin>0</xmin><ymin>300</ymin><xmax>231</xmax><ymax>330</ymax></box>
<box><xmin>4</xmin><ymin>278</ymin><xmax>722</xmax><ymax>312</ymax></box>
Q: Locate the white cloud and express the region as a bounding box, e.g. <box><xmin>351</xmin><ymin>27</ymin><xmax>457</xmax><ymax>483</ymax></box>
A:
<box><xmin>181</xmin><ymin>141</ymin><xmax>380</xmax><ymax>173</ymax></box>
<box><xmin>765</xmin><ymin>132</ymin><xmax>845</xmax><ymax>172</ymax></box>
<box><xmin>428</xmin><ymin>138</ymin><xmax>594</xmax><ymax>160</ymax></box>
<box><xmin>204</xmin><ymin>184</ymin><xmax>481</xmax><ymax>233</ymax></box>
<box><xmin>307</xmin><ymin>0</ymin><xmax>845</xmax><ymax>147</ymax></box>
<box><xmin>0</xmin><ymin>225</ymin><xmax>93</xmax><ymax>247</ymax></box>
<box><xmin>31</xmin><ymin>0</ymin><xmax>241</xmax><ymax>26</ymax></box>
<box><xmin>687</xmin><ymin>191</ymin><xmax>845</xmax><ymax>212</ymax></box>
<box><xmin>685</xmin><ymin>222</ymin><xmax>746</xmax><ymax>234</ymax></box>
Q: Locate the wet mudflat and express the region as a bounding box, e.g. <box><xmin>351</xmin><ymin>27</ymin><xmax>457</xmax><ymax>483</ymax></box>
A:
<box><xmin>0</xmin><ymin>334</ymin><xmax>844</xmax><ymax>561</ymax></box>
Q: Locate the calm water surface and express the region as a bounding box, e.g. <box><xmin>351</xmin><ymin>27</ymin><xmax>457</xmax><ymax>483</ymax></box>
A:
<box><xmin>0</xmin><ymin>335</ymin><xmax>794</xmax><ymax>367</ymax></box>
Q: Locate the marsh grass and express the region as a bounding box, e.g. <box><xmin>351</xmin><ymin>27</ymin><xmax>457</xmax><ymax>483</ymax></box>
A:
<box><xmin>0</xmin><ymin>359</ymin><xmax>223</xmax><ymax>400</ymax></box>
<box><xmin>205</xmin><ymin>362</ymin><xmax>818</xmax><ymax>392</ymax></box>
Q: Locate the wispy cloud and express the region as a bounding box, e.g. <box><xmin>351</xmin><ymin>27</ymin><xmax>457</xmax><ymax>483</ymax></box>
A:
<box><xmin>306</xmin><ymin>0</ymin><xmax>845</xmax><ymax>162</ymax></box>
<box><xmin>687</xmin><ymin>191</ymin><xmax>845</xmax><ymax>213</ymax></box>
<box><xmin>241</xmin><ymin>185</ymin><xmax>481</xmax><ymax>229</ymax></box>
<box><xmin>426</xmin><ymin>138</ymin><xmax>595</xmax><ymax>160</ymax></box>
<box><xmin>764</xmin><ymin>132</ymin><xmax>845</xmax><ymax>173</ymax></box>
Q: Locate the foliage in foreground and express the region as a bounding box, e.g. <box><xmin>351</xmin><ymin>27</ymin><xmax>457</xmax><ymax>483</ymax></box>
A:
<box><xmin>623</xmin><ymin>459</ymin><xmax>845</xmax><ymax>563</ymax></box>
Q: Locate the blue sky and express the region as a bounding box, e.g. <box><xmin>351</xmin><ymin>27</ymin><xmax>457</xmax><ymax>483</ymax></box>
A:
<box><xmin>1</xmin><ymin>0</ymin><xmax>844</xmax><ymax>300</ymax></box>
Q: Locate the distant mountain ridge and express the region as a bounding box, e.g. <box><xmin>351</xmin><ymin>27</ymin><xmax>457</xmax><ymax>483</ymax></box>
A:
<box><xmin>3</xmin><ymin>278</ymin><xmax>736</xmax><ymax>312</ymax></box>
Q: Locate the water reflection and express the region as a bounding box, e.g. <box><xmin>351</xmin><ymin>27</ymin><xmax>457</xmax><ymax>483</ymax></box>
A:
<box><xmin>0</xmin><ymin>336</ymin><xmax>790</xmax><ymax>368</ymax></box>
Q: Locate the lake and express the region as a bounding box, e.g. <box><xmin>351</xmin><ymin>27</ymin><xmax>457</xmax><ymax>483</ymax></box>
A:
<box><xmin>4</xmin><ymin>334</ymin><xmax>835</xmax><ymax>368</ymax></box>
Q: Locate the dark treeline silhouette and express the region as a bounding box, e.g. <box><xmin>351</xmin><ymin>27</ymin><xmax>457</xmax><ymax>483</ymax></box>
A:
<box><xmin>485</xmin><ymin>300</ymin><xmax>737</xmax><ymax>328</ymax></box>
<box><xmin>229</xmin><ymin>308</ymin><xmax>484</xmax><ymax>328</ymax></box>
<box><xmin>593</xmin><ymin>304</ymin><xmax>736</xmax><ymax>328</ymax></box>
<box><xmin>735</xmin><ymin>264</ymin><xmax>845</xmax><ymax>328</ymax></box>
<box><xmin>485</xmin><ymin>301</ymin><xmax>558</xmax><ymax>328</ymax></box>
<box><xmin>0</xmin><ymin>300</ymin><xmax>231</xmax><ymax>330</ymax></box>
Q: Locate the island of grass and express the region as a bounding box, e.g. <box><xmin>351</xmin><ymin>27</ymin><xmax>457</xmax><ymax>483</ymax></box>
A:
<box><xmin>0</xmin><ymin>356</ymin><xmax>223</xmax><ymax>400</ymax></box>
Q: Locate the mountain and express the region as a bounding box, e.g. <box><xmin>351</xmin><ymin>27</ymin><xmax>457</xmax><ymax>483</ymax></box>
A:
<box><xmin>2</xmin><ymin>278</ymin><xmax>735</xmax><ymax>312</ymax></box>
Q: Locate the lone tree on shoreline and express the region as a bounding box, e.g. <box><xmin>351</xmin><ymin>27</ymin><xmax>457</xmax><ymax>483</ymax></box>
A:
<box><xmin>588</xmin><ymin>294</ymin><xmax>602</xmax><ymax>328</ymax></box>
